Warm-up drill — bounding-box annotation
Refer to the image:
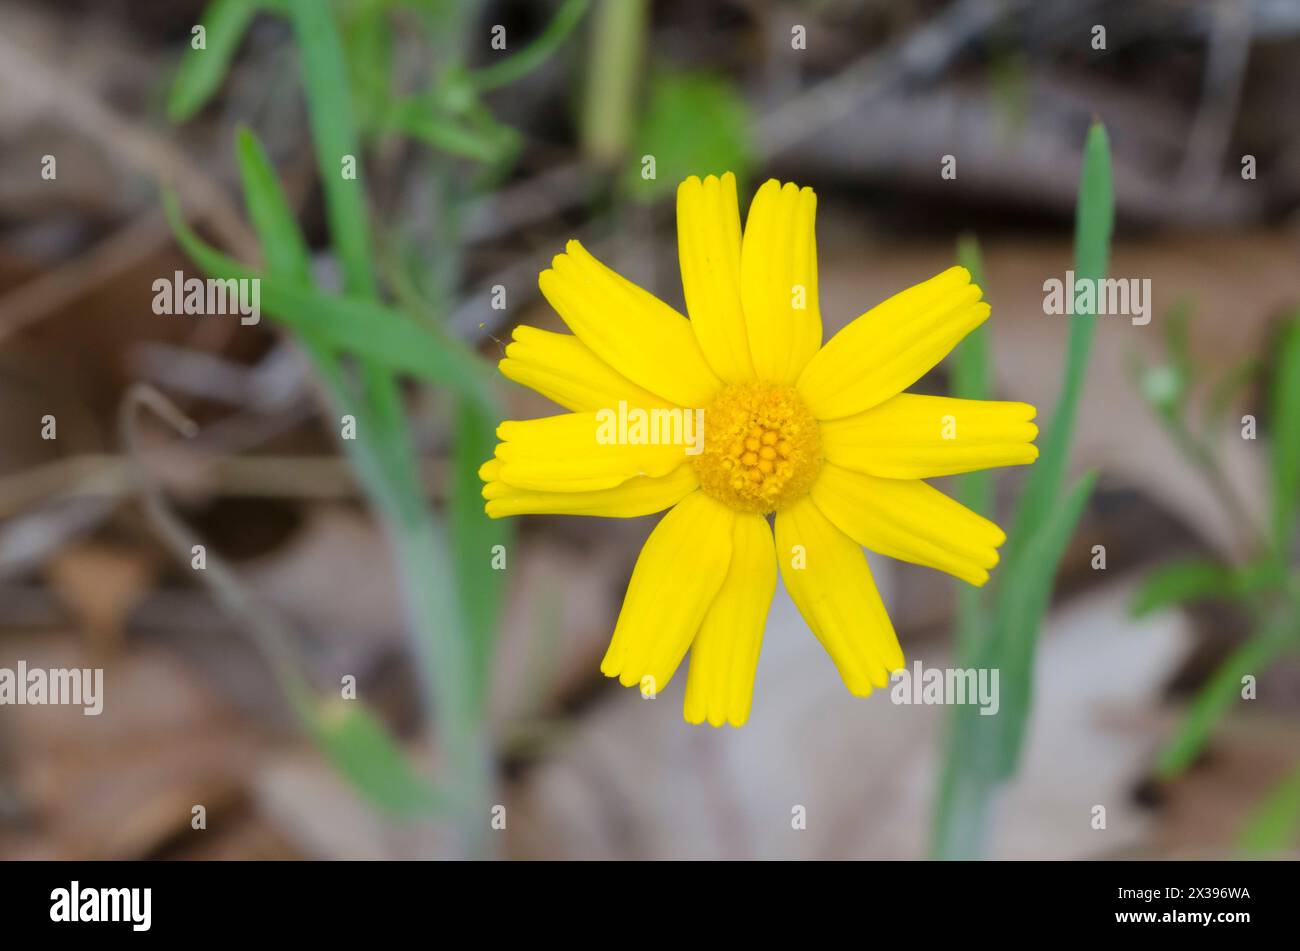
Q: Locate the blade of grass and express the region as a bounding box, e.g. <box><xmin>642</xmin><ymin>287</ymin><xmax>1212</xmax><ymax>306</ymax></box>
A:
<box><xmin>386</xmin><ymin>94</ymin><xmax>518</xmax><ymax>163</ymax></box>
<box><xmin>985</xmin><ymin>122</ymin><xmax>1114</xmax><ymax>776</ymax></box>
<box><xmin>286</xmin><ymin>0</ymin><xmax>496</xmax><ymax>854</ymax></box>
<box><xmin>1000</xmin><ymin>121</ymin><xmax>1112</xmax><ymax>570</ymax></box>
<box><xmin>167</xmin><ymin>0</ymin><xmax>267</xmax><ymax>123</ymax></box>
<box><xmin>449</xmin><ymin>397</ymin><xmax>509</xmax><ymax>702</ymax></box>
<box><xmin>234</xmin><ymin>126</ymin><xmax>312</xmax><ymax>283</ymax></box>
<box><xmin>311</xmin><ymin>702</ymin><xmax>445</xmax><ymax>816</ymax></box>
<box><xmin>931</xmin><ymin>470</ymin><xmax>1096</xmax><ymax>859</ymax></box>
<box><xmin>951</xmin><ymin>234</ymin><xmax>992</xmax><ymax>648</ymax></box>
<box><xmin>285</xmin><ymin>0</ymin><xmax>376</xmax><ymax>297</ymax></box>
<box><xmin>1238</xmin><ymin>761</ymin><xmax>1300</xmax><ymax>853</ymax></box>
<box><xmin>1269</xmin><ymin>313</ymin><xmax>1300</xmax><ymax>551</ymax></box>
<box><xmin>469</xmin><ymin>0</ymin><xmax>591</xmax><ymax>92</ymax></box>
<box><xmin>1129</xmin><ymin>556</ymin><xmax>1239</xmax><ymax>617</ymax></box>
<box><xmin>930</xmin><ymin>121</ymin><xmax>1113</xmax><ymax>858</ymax></box>
<box><xmin>1156</xmin><ymin>617</ymin><xmax>1296</xmax><ymax>777</ymax></box>
<box><xmin>234</xmin><ymin>125</ymin><xmax>447</xmax><ymax>815</ymax></box>
<box><xmin>162</xmin><ymin>190</ymin><xmax>498</xmax><ymax>414</ymax></box>
<box><xmin>989</xmin><ymin>469</ymin><xmax>1098</xmax><ymax>775</ymax></box>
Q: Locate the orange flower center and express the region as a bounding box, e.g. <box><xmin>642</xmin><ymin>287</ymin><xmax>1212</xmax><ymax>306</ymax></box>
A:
<box><xmin>692</xmin><ymin>382</ymin><xmax>822</xmax><ymax>515</ymax></box>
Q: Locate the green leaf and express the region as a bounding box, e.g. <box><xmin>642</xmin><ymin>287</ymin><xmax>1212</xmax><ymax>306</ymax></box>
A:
<box><xmin>1269</xmin><ymin>313</ymin><xmax>1300</xmax><ymax>549</ymax></box>
<box><xmin>951</xmin><ymin>234</ymin><xmax>992</xmax><ymax>649</ymax></box>
<box><xmin>340</xmin><ymin>0</ymin><xmax>394</xmax><ymax>138</ymax></box>
<box><xmin>1162</xmin><ymin>297</ymin><xmax>1195</xmax><ymax>377</ymax></box>
<box><xmin>167</xmin><ymin>0</ymin><xmax>263</xmax><ymax>123</ymax></box>
<box><xmin>990</xmin><ymin>469</ymin><xmax>1097</xmax><ymax>776</ymax></box>
<box><xmin>449</xmin><ymin>397</ymin><xmax>510</xmax><ymax>701</ymax></box>
<box><xmin>286</xmin><ymin>0</ymin><xmax>376</xmax><ymax>298</ymax></box>
<box><xmin>1207</xmin><ymin>355</ymin><xmax>1261</xmax><ymax>426</ymax></box>
<box><xmin>1001</xmin><ymin>121</ymin><xmax>1112</xmax><ymax>569</ymax></box>
<box><xmin>309</xmin><ymin>701</ymin><xmax>444</xmax><ymax>816</ymax></box>
<box><xmin>386</xmin><ymin>94</ymin><xmax>519</xmax><ymax>164</ymax></box>
<box><xmin>233</xmin><ymin>126</ymin><xmax>313</xmax><ymax>284</ymax></box>
<box><xmin>625</xmin><ymin>70</ymin><xmax>753</xmax><ymax>203</ymax></box>
<box><xmin>1129</xmin><ymin>557</ymin><xmax>1238</xmax><ymax>617</ymax></box>
<box><xmin>931</xmin><ymin>123</ymin><xmax>1113</xmax><ymax>859</ymax></box>
<box><xmin>224</xmin><ymin>126</ymin><xmax>447</xmax><ymax>819</ymax></box>
<box><xmin>987</xmin><ymin>121</ymin><xmax>1113</xmax><ymax>776</ymax></box>
<box><xmin>469</xmin><ymin>0</ymin><xmax>591</xmax><ymax>92</ymax></box>
<box><xmin>1238</xmin><ymin>761</ymin><xmax>1300</xmax><ymax>853</ymax></box>
<box><xmin>1156</xmin><ymin>618</ymin><xmax>1296</xmax><ymax>777</ymax></box>
<box><xmin>162</xmin><ymin>190</ymin><xmax>499</xmax><ymax>416</ymax></box>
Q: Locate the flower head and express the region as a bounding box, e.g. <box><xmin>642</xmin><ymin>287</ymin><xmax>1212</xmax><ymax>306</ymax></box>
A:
<box><xmin>481</xmin><ymin>173</ymin><xmax>1038</xmax><ymax>727</ymax></box>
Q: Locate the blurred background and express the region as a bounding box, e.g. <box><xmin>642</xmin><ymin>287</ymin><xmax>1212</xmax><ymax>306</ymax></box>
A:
<box><xmin>1</xmin><ymin>0</ymin><xmax>1299</xmax><ymax>860</ymax></box>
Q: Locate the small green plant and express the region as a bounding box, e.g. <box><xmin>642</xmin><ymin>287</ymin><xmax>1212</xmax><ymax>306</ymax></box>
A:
<box><xmin>160</xmin><ymin>0</ymin><xmax>590</xmax><ymax>857</ymax></box>
<box><xmin>1128</xmin><ymin>297</ymin><xmax>1300</xmax><ymax>852</ymax></box>
<box><xmin>931</xmin><ymin>121</ymin><xmax>1114</xmax><ymax>859</ymax></box>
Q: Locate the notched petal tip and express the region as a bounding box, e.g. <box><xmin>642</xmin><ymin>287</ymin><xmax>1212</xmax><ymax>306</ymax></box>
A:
<box><xmin>683</xmin><ymin>708</ymin><xmax>748</xmax><ymax>729</ymax></box>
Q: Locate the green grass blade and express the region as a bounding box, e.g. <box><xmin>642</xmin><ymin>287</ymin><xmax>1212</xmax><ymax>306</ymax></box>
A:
<box><xmin>1001</xmin><ymin>121</ymin><xmax>1112</xmax><ymax>568</ymax></box>
<box><xmin>449</xmin><ymin>398</ymin><xmax>510</xmax><ymax>702</ymax></box>
<box><xmin>233</xmin><ymin>126</ymin><xmax>312</xmax><ymax>283</ymax></box>
<box><xmin>952</xmin><ymin>236</ymin><xmax>991</xmax><ymax>440</ymax></box>
<box><xmin>162</xmin><ymin>190</ymin><xmax>498</xmax><ymax>414</ymax></box>
<box><xmin>931</xmin><ymin>124</ymin><xmax>1113</xmax><ymax>857</ymax></box>
<box><xmin>1238</xmin><ymin>761</ymin><xmax>1300</xmax><ymax>853</ymax></box>
<box><xmin>232</xmin><ymin>124</ymin><xmax>446</xmax><ymax>817</ymax></box>
<box><xmin>987</xmin><ymin>121</ymin><xmax>1112</xmax><ymax>776</ymax></box>
<box><xmin>167</xmin><ymin>0</ymin><xmax>262</xmax><ymax>123</ymax></box>
<box><xmin>285</xmin><ymin>0</ymin><xmax>376</xmax><ymax>297</ymax></box>
<box><xmin>1156</xmin><ymin>618</ymin><xmax>1296</xmax><ymax>777</ymax></box>
<box><xmin>951</xmin><ymin>235</ymin><xmax>992</xmax><ymax>647</ymax></box>
<box><xmin>1129</xmin><ymin>557</ymin><xmax>1238</xmax><ymax>617</ymax></box>
<box><xmin>309</xmin><ymin>702</ymin><xmax>444</xmax><ymax>816</ymax></box>
<box><xmin>470</xmin><ymin>0</ymin><xmax>591</xmax><ymax>92</ymax></box>
<box><xmin>386</xmin><ymin>96</ymin><xmax>518</xmax><ymax>163</ymax></box>
<box><xmin>1269</xmin><ymin>313</ymin><xmax>1300</xmax><ymax>550</ymax></box>
<box><xmin>992</xmin><ymin>469</ymin><xmax>1097</xmax><ymax>776</ymax></box>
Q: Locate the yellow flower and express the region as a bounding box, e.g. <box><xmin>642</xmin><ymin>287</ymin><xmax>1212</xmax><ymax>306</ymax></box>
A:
<box><xmin>481</xmin><ymin>173</ymin><xmax>1038</xmax><ymax>727</ymax></box>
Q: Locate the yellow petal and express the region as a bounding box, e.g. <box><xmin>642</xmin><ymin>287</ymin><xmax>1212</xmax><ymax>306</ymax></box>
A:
<box><xmin>601</xmin><ymin>491</ymin><xmax>735</xmax><ymax>693</ymax></box>
<box><xmin>820</xmin><ymin>394</ymin><xmax>1039</xmax><ymax>479</ymax></box>
<box><xmin>539</xmin><ymin>240</ymin><xmax>722</xmax><ymax>407</ymax></box>
<box><xmin>809</xmin><ymin>463</ymin><xmax>1006</xmax><ymax>587</ymax></box>
<box><xmin>482</xmin><ymin>465</ymin><xmax>698</xmax><ymax>519</ymax></box>
<box><xmin>683</xmin><ymin>513</ymin><xmax>776</xmax><ymax>727</ymax></box>
<box><xmin>774</xmin><ymin>496</ymin><xmax>903</xmax><ymax>696</ymax></box>
<box><xmin>493</xmin><ymin>412</ymin><xmax>690</xmax><ymax>492</ymax></box>
<box><xmin>677</xmin><ymin>173</ymin><xmax>754</xmax><ymax>383</ymax></box>
<box><xmin>499</xmin><ymin>325</ymin><xmax>670</xmax><ymax>412</ymax></box>
<box><xmin>798</xmin><ymin>266</ymin><xmax>989</xmax><ymax>419</ymax></box>
<box><xmin>740</xmin><ymin>179</ymin><xmax>822</xmax><ymax>384</ymax></box>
